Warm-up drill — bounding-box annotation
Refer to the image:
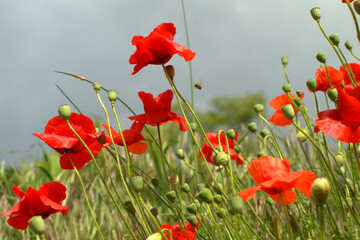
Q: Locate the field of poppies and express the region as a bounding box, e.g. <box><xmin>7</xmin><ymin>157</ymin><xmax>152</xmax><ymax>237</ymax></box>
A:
<box><xmin>3</xmin><ymin>1</ymin><xmax>360</xmax><ymax>240</ymax></box>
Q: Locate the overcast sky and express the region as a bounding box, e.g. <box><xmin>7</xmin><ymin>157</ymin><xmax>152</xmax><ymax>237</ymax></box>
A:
<box><xmin>0</xmin><ymin>0</ymin><xmax>357</xmax><ymax>166</ymax></box>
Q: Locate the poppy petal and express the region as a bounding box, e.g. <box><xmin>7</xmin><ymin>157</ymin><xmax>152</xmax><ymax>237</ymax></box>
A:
<box><xmin>239</xmin><ymin>186</ymin><xmax>261</xmax><ymax>201</ymax></box>
<box><xmin>268</xmin><ymin>190</ymin><xmax>297</xmax><ymax>205</ymax></box>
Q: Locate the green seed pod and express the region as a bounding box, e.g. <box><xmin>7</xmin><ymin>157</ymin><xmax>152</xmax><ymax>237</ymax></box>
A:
<box><xmin>196</xmin><ymin>188</ymin><xmax>213</xmax><ymax>204</ymax></box>
<box><xmin>175</xmin><ymin>149</ymin><xmax>185</xmax><ymax>159</ymax></box>
<box><xmin>316</xmin><ymin>52</ymin><xmax>326</xmax><ymax>63</ymax></box>
<box><xmin>190</xmin><ymin>122</ymin><xmax>197</xmax><ymax>132</ymax></box>
<box><xmin>180</xmin><ymin>183</ymin><xmax>190</xmax><ymax>193</ymax></box>
<box><xmin>216</xmin><ymin>208</ymin><xmax>226</xmax><ymax>218</ymax></box>
<box><xmin>124</xmin><ymin>201</ymin><xmax>136</xmax><ymax>215</ymax></box>
<box><xmin>169</xmin><ymin>173</ymin><xmax>179</xmax><ymax>188</ymax></box>
<box><xmin>281</xmin><ymin>56</ymin><xmax>288</xmax><ymax>67</ymax></box>
<box><xmin>354</xmin><ymin>0</ymin><xmax>360</xmax><ymax>15</ymax></box>
<box><xmin>165</xmin><ymin>65</ymin><xmax>175</xmax><ymax>78</ymax></box>
<box><xmin>108</xmin><ymin>90</ymin><xmax>118</xmax><ymax>103</ymax></box>
<box><xmin>213</xmin><ymin>151</ymin><xmax>230</xmax><ymax>167</ymax></box>
<box><xmin>58</xmin><ymin>104</ymin><xmax>71</xmax><ymax>121</ymax></box>
<box><xmin>310</xmin><ymin>7</ymin><xmax>321</xmax><ymax>21</ymax></box>
<box><xmin>329</xmin><ymin>33</ymin><xmax>340</xmax><ymax>46</ymax></box>
<box><xmin>327</xmin><ymin>87</ymin><xmax>338</xmax><ymax>103</ymax></box>
<box><xmin>166</xmin><ymin>190</ymin><xmax>176</xmax><ymax>202</ymax></box>
<box><xmin>312</xmin><ymin>178</ymin><xmax>331</xmax><ymax>205</ymax></box>
<box><xmin>130</xmin><ymin>176</ymin><xmax>144</xmax><ymax>193</ymax></box>
<box><xmin>150</xmin><ymin>208</ymin><xmax>158</xmax><ymax>217</ymax></box>
<box><xmin>228</xmin><ymin>196</ymin><xmax>243</xmax><ymax>214</ymax></box>
<box><xmin>282</xmin><ymin>83</ymin><xmax>292</xmax><ymax>93</ymax></box>
<box><xmin>247</xmin><ymin>122</ymin><xmax>257</xmax><ymax>133</ymax></box>
<box><xmin>253</xmin><ymin>104</ymin><xmax>264</xmax><ymax>113</ymax></box>
<box><xmin>257</xmin><ymin>151</ymin><xmax>266</xmax><ymax>157</ymax></box>
<box><xmin>296</xmin><ymin>130</ymin><xmax>308</xmax><ymax>143</ymax></box>
<box><xmin>226</xmin><ymin>129</ymin><xmax>236</xmax><ymax>140</ymax></box>
<box><xmin>296</xmin><ymin>89</ymin><xmax>302</xmax><ymax>97</ymax></box>
<box><xmin>307</xmin><ymin>79</ymin><xmax>317</xmax><ymax>92</ymax></box>
<box><xmin>213</xmin><ymin>194</ymin><xmax>222</xmax><ymax>204</ymax></box>
<box><xmin>187</xmin><ymin>215</ymin><xmax>198</xmax><ymax>228</ymax></box>
<box><xmin>260</xmin><ymin>128</ymin><xmax>270</xmax><ymax>138</ymax></box>
<box><xmin>213</xmin><ymin>183</ymin><xmax>223</xmax><ymax>194</ymax></box>
<box><xmin>186</xmin><ymin>202</ymin><xmax>198</xmax><ymax>214</ymax></box>
<box><xmin>294</xmin><ymin>97</ymin><xmax>302</xmax><ymax>106</ymax></box>
<box><xmin>335</xmin><ymin>152</ymin><xmax>345</xmax><ymax>166</ymax></box>
<box><xmin>29</xmin><ymin>216</ymin><xmax>45</xmax><ymax>236</ymax></box>
<box><xmin>92</xmin><ymin>81</ymin><xmax>101</xmax><ymax>91</ymax></box>
<box><xmin>345</xmin><ymin>40</ymin><xmax>353</xmax><ymax>50</ymax></box>
<box><xmin>196</xmin><ymin>183</ymin><xmax>205</xmax><ymax>191</ymax></box>
<box><xmin>281</xmin><ymin>104</ymin><xmax>295</xmax><ymax>121</ymax></box>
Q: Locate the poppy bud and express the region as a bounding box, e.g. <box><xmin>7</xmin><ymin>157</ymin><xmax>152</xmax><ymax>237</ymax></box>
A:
<box><xmin>345</xmin><ymin>40</ymin><xmax>353</xmax><ymax>50</ymax></box>
<box><xmin>282</xmin><ymin>83</ymin><xmax>291</xmax><ymax>93</ymax></box>
<box><xmin>307</xmin><ymin>79</ymin><xmax>317</xmax><ymax>92</ymax></box>
<box><xmin>228</xmin><ymin>196</ymin><xmax>243</xmax><ymax>214</ymax></box>
<box><xmin>213</xmin><ymin>183</ymin><xmax>223</xmax><ymax>194</ymax></box>
<box><xmin>310</xmin><ymin>7</ymin><xmax>321</xmax><ymax>21</ymax></box>
<box><xmin>234</xmin><ymin>145</ymin><xmax>241</xmax><ymax>154</ymax></box>
<box><xmin>196</xmin><ymin>188</ymin><xmax>213</xmax><ymax>204</ymax></box>
<box><xmin>213</xmin><ymin>195</ymin><xmax>222</xmax><ymax>205</ymax></box>
<box><xmin>226</xmin><ymin>129</ymin><xmax>236</xmax><ymax>140</ymax></box>
<box><xmin>354</xmin><ymin>0</ymin><xmax>360</xmax><ymax>15</ymax></box>
<box><xmin>187</xmin><ymin>215</ymin><xmax>198</xmax><ymax>228</ymax></box>
<box><xmin>329</xmin><ymin>33</ymin><xmax>340</xmax><ymax>46</ymax></box>
<box><xmin>124</xmin><ymin>201</ymin><xmax>136</xmax><ymax>215</ymax></box>
<box><xmin>151</xmin><ymin>178</ymin><xmax>160</xmax><ymax>188</ymax></box>
<box><xmin>130</xmin><ymin>176</ymin><xmax>144</xmax><ymax>193</ymax></box>
<box><xmin>186</xmin><ymin>202</ymin><xmax>198</xmax><ymax>214</ymax></box>
<box><xmin>296</xmin><ymin>130</ymin><xmax>308</xmax><ymax>143</ymax></box>
<box><xmin>281</xmin><ymin>104</ymin><xmax>295</xmax><ymax>121</ymax></box>
<box><xmin>108</xmin><ymin>90</ymin><xmax>118</xmax><ymax>103</ymax></box>
<box><xmin>247</xmin><ymin>122</ymin><xmax>257</xmax><ymax>132</ymax></box>
<box><xmin>181</xmin><ymin>183</ymin><xmax>190</xmax><ymax>193</ymax></box>
<box><xmin>257</xmin><ymin>151</ymin><xmax>265</xmax><ymax>157</ymax></box>
<box><xmin>146</xmin><ymin>233</ymin><xmax>162</xmax><ymax>240</ymax></box>
<box><xmin>58</xmin><ymin>104</ymin><xmax>72</xmax><ymax>121</ymax></box>
<box><xmin>93</xmin><ymin>81</ymin><xmax>101</xmax><ymax>92</ymax></box>
<box><xmin>169</xmin><ymin>173</ymin><xmax>179</xmax><ymax>188</ymax></box>
<box><xmin>150</xmin><ymin>208</ymin><xmax>158</xmax><ymax>217</ymax></box>
<box><xmin>165</xmin><ymin>65</ymin><xmax>175</xmax><ymax>79</ymax></box>
<box><xmin>196</xmin><ymin>183</ymin><xmax>205</xmax><ymax>191</ymax></box>
<box><xmin>296</xmin><ymin>89</ymin><xmax>302</xmax><ymax>97</ymax></box>
<box><xmin>175</xmin><ymin>149</ymin><xmax>185</xmax><ymax>159</ymax></box>
<box><xmin>166</xmin><ymin>190</ymin><xmax>176</xmax><ymax>202</ymax></box>
<box><xmin>281</xmin><ymin>56</ymin><xmax>288</xmax><ymax>67</ymax></box>
<box><xmin>294</xmin><ymin>97</ymin><xmax>302</xmax><ymax>106</ymax></box>
<box><xmin>253</xmin><ymin>104</ymin><xmax>264</xmax><ymax>113</ymax></box>
<box><xmin>335</xmin><ymin>152</ymin><xmax>345</xmax><ymax>166</ymax></box>
<box><xmin>260</xmin><ymin>128</ymin><xmax>270</xmax><ymax>138</ymax></box>
<box><xmin>213</xmin><ymin>151</ymin><xmax>230</xmax><ymax>167</ymax></box>
<box><xmin>327</xmin><ymin>87</ymin><xmax>338</xmax><ymax>103</ymax></box>
<box><xmin>316</xmin><ymin>52</ymin><xmax>326</xmax><ymax>63</ymax></box>
<box><xmin>216</xmin><ymin>208</ymin><xmax>226</xmax><ymax>218</ymax></box>
<box><xmin>29</xmin><ymin>216</ymin><xmax>45</xmax><ymax>236</ymax></box>
<box><xmin>311</xmin><ymin>178</ymin><xmax>331</xmax><ymax>205</ymax></box>
<box><xmin>190</xmin><ymin>122</ymin><xmax>197</xmax><ymax>132</ymax></box>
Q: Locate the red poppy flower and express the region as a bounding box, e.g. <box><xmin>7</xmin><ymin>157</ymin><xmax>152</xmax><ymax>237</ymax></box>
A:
<box><xmin>313</xmin><ymin>66</ymin><xmax>345</xmax><ymax>92</ymax></box>
<box><xmin>128</xmin><ymin>90</ymin><xmax>188</xmax><ymax>131</ymax></box>
<box><xmin>340</xmin><ymin>63</ymin><xmax>360</xmax><ymax>90</ymax></box>
<box><xmin>159</xmin><ymin>221</ymin><xmax>200</xmax><ymax>240</ymax></box>
<box><xmin>342</xmin><ymin>0</ymin><xmax>354</xmax><ymax>3</ymax></box>
<box><xmin>33</xmin><ymin>113</ymin><xmax>104</xmax><ymax>170</ymax></box>
<box><xmin>129</xmin><ymin>23</ymin><xmax>196</xmax><ymax>75</ymax></box>
<box><xmin>102</xmin><ymin>122</ymin><xmax>151</xmax><ymax>154</ymax></box>
<box><xmin>1</xmin><ymin>181</ymin><xmax>69</xmax><ymax>230</ymax></box>
<box><xmin>239</xmin><ymin>156</ymin><xmax>316</xmax><ymax>205</ymax></box>
<box><xmin>268</xmin><ymin>93</ymin><xmax>304</xmax><ymax>126</ymax></box>
<box><xmin>314</xmin><ymin>86</ymin><xmax>360</xmax><ymax>143</ymax></box>
<box><xmin>199</xmin><ymin>132</ymin><xmax>244</xmax><ymax>165</ymax></box>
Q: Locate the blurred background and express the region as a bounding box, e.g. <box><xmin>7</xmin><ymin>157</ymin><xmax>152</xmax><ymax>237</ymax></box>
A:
<box><xmin>0</xmin><ymin>0</ymin><xmax>356</xmax><ymax>166</ymax></box>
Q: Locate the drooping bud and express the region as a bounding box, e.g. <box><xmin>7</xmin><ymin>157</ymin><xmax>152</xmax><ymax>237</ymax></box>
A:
<box><xmin>186</xmin><ymin>202</ymin><xmax>198</xmax><ymax>214</ymax></box>
<box><xmin>260</xmin><ymin>129</ymin><xmax>270</xmax><ymax>138</ymax></box>
<box><xmin>253</xmin><ymin>104</ymin><xmax>264</xmax><ymax>113</ymax></box>
<box><xmin>58</xmin><ymin>104</ymin><xmax>71</xmax><ymax>121</ymax></box>
<box><xmin>213</xmin><ymin>194</ymin><xmax>222</xmax><ymax>204</ymax></box>
<box><xmin>327</xmin><ymin>87</ymin><xmax>338</xmax><ymax>103</ymax></box>
<box><xmin>335</xmin><ymin>152</ymin><xmax>345</xmax><ymax>166</ymax></box>
<box><xmin>281</xmin><ymin>56</ymin><xmax>288</xmax><ymax>67</ymax></box>
<box><xmin>296</xmin><ymin>89</ymin><xmax>303</xmax><ymax>97</ymax></box>
<box><xmin>150</xmin><ymin>208</ymin><xmax>158</xmax><ymax>217</ymax></box>
<box><xmin>228</xmin><ymin>196</ymin><xmax>243</xmax><ymax>214</ymax></box>
<box><xmin>282</xmin><ymin>83</ymin><xmax>291</xmax><ymax>93</ymax></box>
<box><xmin>108</xmin><ymin>90</ymin><xmax>118</xmax><ymax>103</ymax></box>
<box><xmin>196</xmin><ymin>188</ymin><xmax>213</xmax><ymax>204</ymax></box>
<box><xmin>216</xmin><ymin>208</ymin><xmax>226</xmax><ymax>218</ymax></box>
<box><xmin>151</xmin><ymin>178</ymin><xmax>160</xmax><ymax>188</ymax></box>
<box><xmin>294</xmin><ymin>97</ymin><xmax>302</xmax><ymax>107</ymax></box>
<box><xmin>213</xmin><ymin>151</ymin><xmax>230</xmax><ymax>167</ymax></box>
<box><xmin>130</xmin><ymin>176</ymin><xmax>144</xmax><ymax>193</ymax></box>
<box><xmin>169</xmin><ymin>173</ymin><xmax>179</xmax><ymax>188</ymax></box>
<box><xmin>146</xmin><ymin>233</ymin><xmax>162</xmax><ymax>240</ymax></box>
<box><xmin>124</xmin><ymin>201</ymin><xmax>136</xmax><ymax>215</ymax></box>
<box><xmin>296</xmin><ymin>130</ymin><xmax>308</xmax><ymax>143</ymax></box>
<box><xmin>234</xmin><ymin>145</ymin><xmax>241</xmax><ymax>154</ymax></box>
<box><xmin>316</xmin><ymin>52</ymin><xmax>326</xmax><ymax>63</ymax></box>
<box><xmin>29</xmin><ymin>216</ymin><xmax>45</xmax><ymax>236</ymax></box>
<box><xmin>190</xmin><ymin>122</ymin><xmax>197</xmax><ymax>132</ymax></box>
<box><xmin>345</xmin><ymin>40</ymin><xmax>353</xmax><ymax>50</ymax></box>
<box><xmin>187</xmin><ymin>215</ymin><xmax>198</xmax><ymax>228</ymax></box>
<box><xmin>354</xmin><ymin>0</ymin><xmax>360</xmax><ymax>15</ymax></box>
<box><xmin>281</xmin><ymin>104</ymin><xmax>295</xmax><ymax>121</ymax></box>
<box><xmin>310</xmin><ymin>7</ymin><xmax>321</xmax><ymax>21</ymax></box>
<box><xmin>165</xmin><ymin>65</ymin><xmax>175</xmax><ymax>79</ymax></box>
<box><xmin>307</xmin><ymin>79</ymin><xmax>317</xmax><ymax>92</ymax></box>
<box><xmin>92</xmin><ymin>81</ymin><xmax>101</xmax><ymax>92</ymax></box>
<box><xmin>175</xmin><ymin>149</ymin><xmax>185</xmax><ymax>159</ymax></box>
<box><xmin>329</xmin><ymin>33</ymin><xmax>340</xmax><ymax>46</ymax></box>
<box><xmin>247</xmin><ymin>122</ymin><xmax>257</xmax><ymax>133</ymax></box>
<box><xmin>311</xmin><ymin>178</ymin><xmax>331</xmax><ymax>205</ymax></box>
<box><xmin>196</xmin><ymin>183</ymin><xmax>205</xmax><ymax>191</ymax></box>
<box><xmin>180</xmin><ymin>183</ymin><xmax>190</xmax><ymax>193</ymax></box>
<box><xmin>166</xmin><ymin>190</ymin><xmax>176</xmax><ymax>202</ymax></box>
<box><xmin>226</xmin><ymin>129</ymin><xmax>236</xmax><ymax>140</ymax></box>
<box><xmin>213</xmin><ymin>183</ymin><xmax>223</xmax><ymax>194</ymax></box>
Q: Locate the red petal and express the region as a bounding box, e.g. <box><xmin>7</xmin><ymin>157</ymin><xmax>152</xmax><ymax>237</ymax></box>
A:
<box><xmin>269</xmin><ymin>110</ymin><xmax>293</xmax><ymax>126</ymax></box>
<box><xmin>340</xmin><ymin>63</ymin><xmax>360</xmax><ymax>86</ymax></box>
<box><xmin>239</xmin><ymin>186</ymin><xmax>261</xmax><ymax>201</ymax></box>
<box><xmin>337</xmin><ymin>86</ymin><xmax>360</xmax><ymax>122</ymax></box>
<box><xmin>315</xmin><ymin>66</ymin><xmax>345</xmax><ymax>92</ymax></box>
<box><xmin>268</xmin><ymin>93</ymin><xmax>293</xmax><ymax>110</ymax></box>
<box><xmin>128</xmin><ymin>142</ymin><xmax>148</xmax><ymax>154</ymax></box>
<box><xmin>12</xmin><ymin>185</ymin><xmax>25</xmax><ymax>198</ymax></box>
<box><xmin>7</xmin><ymin>216</ymin><xmax>32</xmax><ymax>230</ymax></box>
<box><xmin>38</xmin><ymin>182</ymin><xmax>67</xmax><ymax>203</ymax></box>
<box><xmin>267</xmin><ymin>190</ymin><xmax>297</xmax><ymax>205</ymax></box>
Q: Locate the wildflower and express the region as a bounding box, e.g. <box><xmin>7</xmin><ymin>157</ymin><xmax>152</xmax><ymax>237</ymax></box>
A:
<box><xmin>239</xmin><ymin>156</ymin><xmax>316</xmax><ymax>205</ymax></box>
<box><xmin>129</xmin><ymin>23</ymin><xmax>196</xmax><ymax>75</ymax></box>
<box><xmin>314</xmin><ymin>86</ymin><xmax>360</xmax><ymax>143</ymax></box>
<box><xmin>33</xmin><ymin>113</ymin><xmax>104</xmax><ymax>170</ymax></box>
<box><xmin>199</xmin><ymin>132</ymin><xmax>244</xmax><ymax>165</ymax></box>
<box><xmin>268</xmin><ymin>93</ymin><xmax>304</xmax><ymax>126</ymax></box>
<box><xmin>1</xmin><ymin>182</ymin><xmax>68</xmax><ymax>230</ymax></box>
<box><xmin>313</xmin><ymin>66</ymin><xmax>345</xmax><ymax>92</ymax></box>
<box><xmin>159</xmin><ymin>221</ymin><xmax>200</xmax><ymax>240</ymax></box>
<box><xmin>102</xmin><ymin>122</ymin><xmax>151</xmax><ymax>154</ymax></box>
<box><xmin>128</xmin><ymin>89</ymin><xmax>188</xmax><ymax>131</ymax></box>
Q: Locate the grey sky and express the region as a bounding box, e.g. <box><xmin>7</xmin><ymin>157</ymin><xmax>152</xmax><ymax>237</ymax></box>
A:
<box><xmin>0</xmin><ymin>0</ymin><xmax>356</xmax><ymax>165</ymax></box>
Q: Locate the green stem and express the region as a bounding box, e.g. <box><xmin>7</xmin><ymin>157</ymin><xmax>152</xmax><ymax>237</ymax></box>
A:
<box><xmin>319</xmin><ymin>205</ymin><xmax>326</xmax><ymax>240</ymax></box>
<box><xmin>346</xmin><ymin>0</ymin><xmax>360</xmax><ymax>44</ymax></box>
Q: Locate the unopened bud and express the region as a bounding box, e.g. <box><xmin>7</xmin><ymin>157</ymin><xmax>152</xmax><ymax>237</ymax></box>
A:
<box><xmin>257</xmin><ymin>151</ymin><xmax>265</xmax><ymax>157</ymax></box>
<box><xmin>228</xmin><ymin>196</ymin><xmax>243</xmax><ymax>214</ymax></box>
<box><xmin>329</xmin><ymin>33</ymin><xmax>340</xmax><ymax>46</ymax></box>
<box><xmin>58</xmin><ymin>105</ymin><xmax>72</xmax><ymax>121</ymax></box>
<box><xmin>196</xmin><ymin>188</ymin><xmax>213</xmax><ymax>204</ymax></box>
<box><xmin>247</xmin><ymin>122</ymin><xmax>257</xmax><ymax>133</ymax></box>
<box><xmin>166</xmin><ymin>190</ymin><xmax>176</xmax><ymax>202</ymax></box>
<box><xmin>310</xmin><ymin>7</ymin><xmax>321</xmax><ymax>21</ymax></box>
<box><xmin>108</xmin><ymin>90</ymin><xmax>118</xmax><ymax>103</ymax></box>
<box><xmin>327</xmin><ymin>87</ymin><xmax>338</xmax><ymax>103</ymax></box>
<box><xmin>307</xmin><ymin>79</ymin><xmax>317</xmax><ymax>92</ymax></box>
<box><xmin>281</xmin><ymin>56</ymin><xmax>288</xmax><ymax>67</ymax></box>
<box><xmin>281</xmin><ymin>104</ymin><xmax>295</xmax><ymax>121</ymax></box>
<box><xmin>187</xmin><ymin>215</ymin><xmax>198</xmax><ymax>228</ymax></box>
<box><xmin>124</xmin><ymin>201</ymin><xmax>136</xmax><ymax>215</ymax></box>
<box><xmin>130</xmin><ymin>176</ymin><xmax>144</xmax><ymax>193</ymax></box>
<box><xmin>260</xmin><ymin>128</ymin><xmax>270</xmax><ymax>138</ymax></box>
<box><xmin>180</xmin><ymin>183</ymin><xmax>190</xmax><ymax>193</ymax></box>
<box><xmin>354</xmin><ymin>0</ymin><xmax>360</xmax><ymax>15</ymax></box>
<box><xmin>175</xmin><ymin>149</ymin><xmax>185</xmax><ymax>159</ymax></box>
<box><xmin>282</xmin><ymin>83</ymin><xmax>291</xmax><ymax>93</ymax></box>
<box><xmin>29</xmin><ymin>216</ymin><xmax>45</xmax><ymax>236</ymax></box>
<box><xmin>165</xmin><ymin>65</ymin><xmax>175</xmax><ymax>79</ymax></box>
<box><xmin>296</xmin><ymin>89</ymin><xmax>303</xmax><ymax>97</ymax></box>
<box><xmin>311</xmin><ymin>178</ymin><xmax>331</xmax><ymax>205</ymax></box>
<box><xmin>150</xmin><ymin>208</ymin><xmax>158</xmax><ymax>217</ymax></box>
<box><xmin>296</xmin><ymin>130</ymin><xmax>308</xmax><ymax>143</ymax></box>
<box><xmin>226</xmin><ymin>129</ymin><xmax>236</xmax><ymax>140</ymax></box>
<box><xmin>335</xmin><ymin>152</ymin><xmax>345</xmax><ymax>166</ymax></box>
<box><xmin>190</xmin><ymin>122</ymin><xmax>197</xmax><ymax>132</ymax></box>
<box><xmin>93</xmin><ymin>81</ymin><xmax>101</xmax><ymax>91</ymax></box>
<box><xmin>316</xmin><ymin>52</ymin><xmax>326</xmax><ymax>63</ymax></box>
<box><xmin>186</xmin><ymin>202</ymin><xmax>198</xmax><ymax>214</ymax></box>
<box><xmin>213</xmin><ymin>194</ymin><xmax>222</xmax><ymax>204</ymax></box>
<box><xmin>196</xmin><ymin>183</ymin><xmax>205</xmax><ymax>191</ymax></box>
<box><xmin>345</xmin><ymin>40</ymin><xmax>353</xmax><ymax>50</ymax></box>
<box><xmin>253</xmin><ymin>104</ymin><xmax>264</xmax><ymax>113</ymax></box>
<box><xmin>216</xmin><ymin>208</ymin><xmax>226</xmax><ymax>218</ymax></box>
<box><xmin>169</xmin><ymin>173</ymin><xmax>179</xmax><ymax>188</ymax></box>
<box><xmin>213</xmin><ymin>151</ymin><xmax>230</xmax><ymax>166</ymax></box>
